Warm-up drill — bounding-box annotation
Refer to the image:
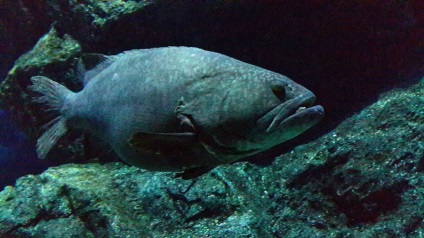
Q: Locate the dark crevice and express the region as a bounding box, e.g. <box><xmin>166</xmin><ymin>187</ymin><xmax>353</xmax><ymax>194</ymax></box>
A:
<box><xmin>332</xmin><ymin>188</ymin><xmax>403</xmax><ymax>226</ymax></box>
<box><xmin>4</xmin><ymin>185</ymin><xmax>107</xmax><ymax>236</ymax></box>
<box><xmin>185</xmin><ymin>207</ymin><xmax>235</xmax><ymax>223</ymax></box>
<box><xmin>287</xmin><ymin>152</ymin><xmax>351</xmax><ymax>189</ymax></box>
<box><xmin>4</xmin><ymin>207</ymin><xmax>71</xmax><ymax>236</ymax></box>
<box><xmin>59</xmin><ymin>185</ymin><xmax>108</xmax><ymax>235</ymax></box>
<box><xmin>165</xmin><ymin>179</ymin><xmax>235</xmax><ymax>223</ymax></box>
<box><xmin>403</xmin><ymin>216</ymin><xmax>424</xmax><ymax>235</ymax></box>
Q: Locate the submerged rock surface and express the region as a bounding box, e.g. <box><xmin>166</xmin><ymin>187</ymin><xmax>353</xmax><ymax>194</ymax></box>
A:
<box><xmin>0</xmin><ymin>79</ymin><xmax>422</xmax><ymax>237</ymax></box>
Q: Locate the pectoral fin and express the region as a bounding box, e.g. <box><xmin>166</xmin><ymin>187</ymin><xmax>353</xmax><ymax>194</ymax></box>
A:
<box><xmin>128</xmin><ymin>132</ymin><xmax>197</xmax><ymax>156</ymax></box>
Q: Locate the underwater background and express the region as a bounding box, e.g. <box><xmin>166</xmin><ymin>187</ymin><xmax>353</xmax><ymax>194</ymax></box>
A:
<box><xmin>0</xmin><ymin>110</ymin><xmax>44</xmax><ymax>189</ymax></box>
<box><xmin>0</xmin><ymin>0</ymin><xmax>423</xmax><ymax>237</ymax></box>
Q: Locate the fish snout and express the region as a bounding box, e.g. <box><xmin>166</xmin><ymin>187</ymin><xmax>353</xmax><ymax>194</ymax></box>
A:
<box><xmin>269</xmin><ymin>91</ymin><xmax>316</xmax><ymax>130</ymax></box>
<box><xmin>256</xmin><ymin>86</ymin><xmax>323</xmax><ymax>134</ymax></box>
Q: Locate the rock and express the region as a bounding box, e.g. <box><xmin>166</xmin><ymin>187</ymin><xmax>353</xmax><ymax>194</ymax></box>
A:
<box><xmin>0</xmin><ymin>79</ymin><xmax>422</xmax><ymax>237</ymax></box>
<box><xmin>0</xmin><ymin>0</ymin><xmax>151</xmax><ymax>81</ymax></box>
<box><xmin>0</xmin><ymin>27</ymin><xmax>86</xmax><ymax>168</ymax></box>
<box><xmin>0</xmin><ymin>27</ymin><xmax>81</xmax><ymax>135</ymax></box>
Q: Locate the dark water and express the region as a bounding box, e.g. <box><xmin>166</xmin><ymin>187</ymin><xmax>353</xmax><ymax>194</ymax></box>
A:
<box><xmin>0</xmin><ymin>109</ymin><xmax>47</xmax><ymax>189</ymax></box>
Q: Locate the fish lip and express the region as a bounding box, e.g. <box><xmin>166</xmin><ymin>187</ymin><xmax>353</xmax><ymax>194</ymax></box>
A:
<box><xmin>265</xmin><ymin>92</ymin><xmax>318</xmax><ymax>133</ymax></box>
<box><xmin>283</xmin><ymin>104</ymin><xmax>324</xmax><ymax>125</ymax></box>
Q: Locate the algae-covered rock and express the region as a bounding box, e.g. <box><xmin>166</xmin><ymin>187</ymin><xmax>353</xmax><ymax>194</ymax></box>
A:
<box><xmin>0</xmin><ymin>0</ymin><xmax>152</xmax><ymax>80</ymax></box>
<box><xmin>0</xmin><ymin>27</ymin><xmax>81</xmax><ymax>135</ymax></box>
<box><xmin>269</xmin><ymin>79</ymin><xmax>424</xmax><ymax>237</ymax></box>
<box><xmin>0</xmin><ymin>163</ymin><xmax>243</xmax><ymax>237</ymax></box>
<box><xmin>0</xmin><ymin>28</ymin><xmax>86</xmax><ymax>165</ymax></box>
<box><xmin>44</xmin><ymin>0</ymin><xmax>153</xmax><ymax>50</ymax></box>
<box><xmin>0</xmin><ymin>79</ymin><xmax>422</xmax><ymax>237</ymax></box>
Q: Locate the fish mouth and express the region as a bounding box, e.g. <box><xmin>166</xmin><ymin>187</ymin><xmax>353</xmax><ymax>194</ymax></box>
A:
<box><xmin>263</xmin><ymin>92</ymin><xmax>324</xmax><ymax>133</ymax></box>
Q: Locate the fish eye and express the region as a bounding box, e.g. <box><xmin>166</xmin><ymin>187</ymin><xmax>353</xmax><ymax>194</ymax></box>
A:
<box><xmin>271</xmin><ymin>84</ymin><xmax>286</xmax><ymax>100</ymax></box>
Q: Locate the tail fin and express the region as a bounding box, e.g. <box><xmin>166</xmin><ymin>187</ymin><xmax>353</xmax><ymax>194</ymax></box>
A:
<box><xmin>29</xmin><ymin>76</ymin><xmax>73</xmax><ymax>159</ymax></box>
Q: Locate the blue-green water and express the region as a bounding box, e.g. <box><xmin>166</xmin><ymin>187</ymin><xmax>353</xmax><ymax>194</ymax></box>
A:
<box><xmin>0</xmin><ymin>109</ymin><xmax>46</xmax><ymax>189</ymax></box>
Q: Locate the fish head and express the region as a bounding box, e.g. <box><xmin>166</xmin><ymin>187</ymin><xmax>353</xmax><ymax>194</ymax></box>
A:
<box><xmin>253</xmin><ymin>75</ymin><xmax>324</xmax><ymax>147</ymax></box>
<box><xmin>225</xmin><ymin>73</ymin><xmax>324</xmax><ymax>158</ymax></box>
<box><xmin>178</xmin><ymin>70</ymin><xmax>324</xmax><ymax>162</ymax></box>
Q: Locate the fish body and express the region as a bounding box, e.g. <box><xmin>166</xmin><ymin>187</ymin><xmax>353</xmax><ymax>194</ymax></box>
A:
<box><xmin>30</xmin><ymin>47</ymin><xmax>324</xmax><ymax>176</ymax></box>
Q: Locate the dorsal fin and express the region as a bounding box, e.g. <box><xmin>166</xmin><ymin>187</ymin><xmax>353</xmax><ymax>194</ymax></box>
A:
<box><xmin>77</xmin><ymin>53</ymin><xmax>114</xmax><ymax>85</ymax></box>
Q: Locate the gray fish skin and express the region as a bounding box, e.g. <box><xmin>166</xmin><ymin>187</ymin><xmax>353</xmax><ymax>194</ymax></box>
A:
<box><xmin>30</xmin><ymin>47</ymin><xmax>324</xmax><ymax>173</ymax></box>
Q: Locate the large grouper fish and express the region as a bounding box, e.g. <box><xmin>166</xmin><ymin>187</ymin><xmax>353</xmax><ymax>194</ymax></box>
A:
<box><xmin>29</xmin><ymin>47</ymin><xmax>324</xmax><ymax>178</ymax></box>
